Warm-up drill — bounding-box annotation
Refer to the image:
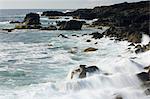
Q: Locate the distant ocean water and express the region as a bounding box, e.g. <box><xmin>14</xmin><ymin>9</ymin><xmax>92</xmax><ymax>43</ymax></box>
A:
<box><xmin>0</xmin><ymin>9</ymin><xmax>73</xmax><ymax>21</ymax></box>
<box><xmin>0</xmin><ymin>9</ymin><xmax>150</xmax><ymax>99</ymax></box>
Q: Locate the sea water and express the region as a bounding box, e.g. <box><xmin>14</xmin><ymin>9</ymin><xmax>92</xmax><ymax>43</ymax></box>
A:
<box><xmin>0</xmin><ymin>9</ymin><xmax>150</xmax><ymax>99</ymax></box>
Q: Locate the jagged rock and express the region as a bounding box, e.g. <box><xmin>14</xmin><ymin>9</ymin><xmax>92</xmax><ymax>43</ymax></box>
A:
<box><xmin>10</xmin><ymin>21</ymin><xmax>21</xmax><ymax>24</ymax></box>
<box><xmin>128</xmin><ymin>43</ymin><xmax>135</xmax><ymax>46</ymax></box>
<box><xmin>84</xmin><ymin>47</ymin><xmax>98</xmax><ymax>52</ymax></box>
<box><xmin>58</xmin><ymin>34</ymin><xmax>69</xmax><ymax>38</ymax></box>
<box><xmin>15</xmin><ymin>13</ymin><xmax>41</xmax><ymax>29</ymax></box>
<box><xmin>59</xmin><ymin>20</ymin><xmax>84</xmax><ymax>30</ymax></box>
<box><xmin>127</xmin><ymin>32</ymin><xmax>142</xmax><ymax>43</ymax></box>
<box><xmin>40</xmin><ymin>25</ymin><xmax>57</xmax><ymax>30</ymax></box>
<box><xmin>56</xmin><ymin>21</ymin><xmax>66</xmax><ymax>26</ymax></box>
<box><xmin>2</xmin><ymin>29</ymin><xmax>14</xmax><ymax>32</ymax></box>
<box><xmin>137</xmin><ymin>72</ymin><xmax>150</xmax><ymax>82</ymax></box>
<box><xmin>135</xmin><ymin>43</ymin><xmax>150</xmax><ymax>54</ymax></box>
<box><xmin>71</xmin><ymin>65</ymin><xmax>99</xmax><ymax>79</ymax></box>
<box><xmin>23</xmin><ymin>13</ymin><xmax>41</xmax><ymax>25</ymax></box>
<box><xmin>41</xmin><ymin>11</ymin><xmax>65</xmax><ymax>16</ymax></box>
<box><xmin>89</xmin><ymin>32</ymin><xmax>103</xmax><ymax>39</ymax></box>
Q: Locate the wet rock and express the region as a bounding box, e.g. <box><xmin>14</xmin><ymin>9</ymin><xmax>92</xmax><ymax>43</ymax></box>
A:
<box><xmin>145</xmin><ymin>88</ymin><xmax>150</xmax><ymax>95</ymax></box>
<box><xmin>89</xmin><ymin>32</ymin><xmax>103</xmax><ymax>39</ymax></box>
<box><xmin>58</xmin><ymin>34</ymin><xmax>69</xmax><ymax>38</ymax></box>
<box><xmin>56</xmin><ymin>21</ymin><xmax>66</xmax><ymax>26</ymax></box>
<box><xmin>144</xmin><ymin>65</ymin><xmax>150</xmax><ymax>70</ymax></box>
<box><xmin>59</xmin><ymin>20</ymin><xmax>83</xmax><ymax>30</ymax></box>
<box><xmin>15</xmin><ymin>13</ymin><xmax>41</xmax><ymax>29</ymax></box>
<box><xmin>10</xmin><ymin>21</ymin><xmax>21</xmax><ymax>24</ymax></box>
<box><xmin>115</xmin><ymin>95</ymin><xmax>123</xmax><ymax>99</ymax></box>
<box><xmin>71</xmin><ymin>65</ymin><xmax>100</xmax><ymax>79</ymax></box>
<box><xmin>95</xmin><ymin>42</ymin><xmax>98</xmax><ymax>44</ymax></box>
<box><xmin>86</xmin><ymin>39</ymin><xmax>91</xmax><ymax>42</ymax></box>
<box><xmin>128</xmin><ymin>43</ymin><xmax>135</xmax><ymax>46</ymax></box>
<box><xmin>127</xmin><ymin>32</ymin><xmax>142</xmax><ymax>43</ymax></box>
<box><xmin>40</xmin><ymin>25</ymin><xmax>57</xmax><ymax>30</ymax></box>
<box><xmin>2</xmin><ymin>29</ymin><xmax>14</xmax><ymax>32</ymax></box>
<box><xmin>84</xmin><ymin>47</ymin><xmax>98</xmax><ymax>52</ymax></box>
<box><xmin>23</xmin><ymin>13</ymin><xmax>41</xmax><ymax>25</ymax></box>
<box><xmin>15</xmin><ymin>24</ymin><xmax>41</xmax><ymax>29</ymax></box>
<box><xmin>41</xmin><ymin>11</ymin><xmax>65</xmax><ymax>16</ymax></box>
<box><xmin>137</xmin><ymin>72</ymin><xmax>150</xmax><ymax>82</ymax></box>
<box><xmin>85</xmin><ymin>66</ymin><xmax>99</xmax><ymax>73</ymax></box>
<box><xmin>135</xmin><ymin>43</ymin><xmax>150</xmax><ymax>54</ymax></box>
<box><xmin>82</xmin><ymin>33</ymin><xmax>88</xmax><ymax>36</ymax></box>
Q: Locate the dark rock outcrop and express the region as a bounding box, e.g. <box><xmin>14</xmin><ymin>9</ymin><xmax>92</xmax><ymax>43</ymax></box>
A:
<box><xmin>2</xmin><ymin>29</ymin><xmax>14</xmax><ymax>32</ymax></box>
<box><xmin>10</xmin><ymin>21</ymin><xmax>21</xmax><ymax>24</ymax></box>
<box><xmin>63</xmin><ymin>1</ymin><xmax>150</xmax><ymax>43</ymax></box>
<box><xmin>84</xmin><ymin>47</ymin><xmax>98</xmax><ymax>52</ymax></box>
<box><xmin>23</xmin><ymin>13</ymin><xmax>41</xmax><ymax>25</ymax></box>
<box><xmin>41</xmin><ymin>11</ymin><xmax>65</xmax><ymax>16</ymax></box>
<box><xmin>135</xmin><ymin>42</ymin><xmax>150</xmax><ymax>54</ymax></box>
<box><xmin>15</xmin><ymin>13</ymin><xmax>41</xmax><ymax>29</ymax></box>
<box><xmin>89</xmin><ymin>32</ymin><xmax>103</xmax><ymax>39</ymax></box>
<box><xmin>71</xmin><ymin>65</ymin><xmax>100</xmax><ymax>79</ymax></box>
<box><xmin>59</xmin><ymin>20</ymin><xmax>83</xmax><ymax>30</ymax></box>
<box><xmin>137</xmin><ymin>72</ymin><xmax>150</xmax><ymax>82</ymax></box>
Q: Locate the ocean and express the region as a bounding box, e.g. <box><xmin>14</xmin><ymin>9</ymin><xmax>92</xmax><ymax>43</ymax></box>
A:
<box><xmin>0</xmin><ymin>9</ymin><xmax>150</xmax><ymax>99</ymax></box>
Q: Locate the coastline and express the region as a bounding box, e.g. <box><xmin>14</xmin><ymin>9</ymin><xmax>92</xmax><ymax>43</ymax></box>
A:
<box><xmin>0</xmin><ymin>1</ymin><xmax>150</xmax><ymax>99</ymax></box>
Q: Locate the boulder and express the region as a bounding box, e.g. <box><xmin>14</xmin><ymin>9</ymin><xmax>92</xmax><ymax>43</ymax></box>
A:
<box><xmin>84</xmin><ymin>47</ymin><xmax>98</xmax><ymax>52</ymax></box>
<box><xmin>59</xmin><ymin>20</ymin><xmax>83</xmax><ymax>30</ymax></box>
<box><xmin>137</xmin><ymin>72</ymin><xmax>150</xmax><ymax>82</ymax></box>
<box><xmin>86</xmin><ymin>66</ymin><xmax>99</xmax><ymax>73</ymax></box>
<box><xmin>70</xmin><ymin>65</ymin><xmax>100</xmax><ymax>79</ymax></box>
<box><xmin>89</xmin><ymin>32</ymin><xmax>103</xmax><ymax>39</ymax></box>
<box><xmin>15</xmin><ymin>13</ymin><xmax>41</xmax><ymax>29</ymax></box>
<box><xmin>86</xmin><ymin>39</ymin><xmax>91</xmax><ymax>42</ymax></box>
<box><xmin>23</xmin><ymin>13</ymin><xmax>41</xmax><ymax>25</ymax></box>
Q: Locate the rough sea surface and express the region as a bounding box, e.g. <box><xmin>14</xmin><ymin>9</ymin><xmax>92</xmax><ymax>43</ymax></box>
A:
<box><xmin>0</xmin><ymin>9</ymin><xmax>150</xmax><ymax>99</ymax></box>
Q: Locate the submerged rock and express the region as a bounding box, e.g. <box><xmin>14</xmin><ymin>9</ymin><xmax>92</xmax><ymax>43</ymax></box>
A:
<box><xmin>84</xmin><ymin>47</ymin><xmax>98</xmax><ymax>52</ymax></box>
<box><xmin>59</xmin><ymin>20</ymin><xmax>84</xmax><ymax>30</ymax></box>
